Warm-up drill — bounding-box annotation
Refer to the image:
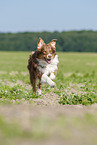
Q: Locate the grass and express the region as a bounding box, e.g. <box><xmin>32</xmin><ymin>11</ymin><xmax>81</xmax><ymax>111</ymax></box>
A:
<box><xmin>0</xmin><ymin>51</ymin><xmax>97</xmax><ymax>105</ymax></box>
<box><xmin>1</xmin><ymin>51</ymin><xmax>97</xmax><ymax>145</ymax></box>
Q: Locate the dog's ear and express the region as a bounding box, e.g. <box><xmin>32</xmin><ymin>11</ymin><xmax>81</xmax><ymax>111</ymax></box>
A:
<box><xmin>50</xmin><ymin>39</ymin><xmax>57</xmax><ymax>48</ymax></box>
<box><xmin>37</xmin><ymin>37</ymin><xmax>45</xmax><ymax>51</ymax></box>
<box><xmin>49</xmin><ymin>39</ymin><xmax>57</xmax><ymax>52</ymax></box>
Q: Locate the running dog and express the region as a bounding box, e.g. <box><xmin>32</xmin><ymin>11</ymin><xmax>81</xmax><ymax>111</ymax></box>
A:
<box><xmin>27</xmin><ymin>37</ymin><xmax>59</xmax><ymax>95</ymax></box>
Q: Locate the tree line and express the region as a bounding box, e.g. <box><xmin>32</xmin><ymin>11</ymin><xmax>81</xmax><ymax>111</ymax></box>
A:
<box><xmin>0</xmin><ymin>30</ymin><xmax>97</xmax><ymax>52</ymax></box>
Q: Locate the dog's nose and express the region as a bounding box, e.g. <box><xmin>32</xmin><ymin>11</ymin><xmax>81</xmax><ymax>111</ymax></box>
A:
<box><xmin>48</xmin><ymin>55</ymin><xmax>52</xmax><ymax>59</ymax></box>
<box><xmin>47</xmin><ymin>54</ymin><xmax>52</xmax><ymax>59</ymax></box>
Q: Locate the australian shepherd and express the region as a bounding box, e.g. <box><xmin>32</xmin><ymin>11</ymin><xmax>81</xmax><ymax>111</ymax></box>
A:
<box><xmin>27</xmin><ymin>37</ymin><xmax>59</xmax><ymax>95</ymax></box>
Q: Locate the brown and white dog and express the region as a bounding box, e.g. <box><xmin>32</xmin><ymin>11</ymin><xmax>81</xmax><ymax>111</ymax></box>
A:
<box><xmin>27</xmin><ymin>37</ymin><xmax>59</xmax><ymax>95</ymax></box>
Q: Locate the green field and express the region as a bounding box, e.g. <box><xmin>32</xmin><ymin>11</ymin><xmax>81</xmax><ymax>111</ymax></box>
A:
<box><xmin>0</xmin><ymin>52</ymin><xmax>97</xmax><ymax>105</ymax></box>
<box><xmin>0</xmin><ymin>52</ymin><xmax>97</xmax><ymax>145</ymax></box>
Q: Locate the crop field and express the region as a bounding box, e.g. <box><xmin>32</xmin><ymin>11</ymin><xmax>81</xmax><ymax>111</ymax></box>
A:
<box><xmin>0</xmin><ymin>51</ymin><xmax>97</xmax><ymax>145</ymax></box>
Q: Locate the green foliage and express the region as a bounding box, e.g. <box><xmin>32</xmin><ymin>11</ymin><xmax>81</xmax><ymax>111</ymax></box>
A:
<box><xmin>59</xmin><ymin>92</ymin><xmax>97</xmax><ymax>105</ymax></box>
<box><xmin>0</xmin><ymin>52</ymin><xmax>97</xmax><ymax>105</ymax></box>
<box><xmin>0</xmin><ymin>31</ymin><xmax>97</xmax><ymax>52</ymax></box>
<box><xmin>57</xmin><ymin>72</ymin><xmax>97</xmax><ymax>105</ymax></box>
<box><xmin>0</xmin><ymin>84</ymin><xmax>40</xmax><ymax>104</ymax></box>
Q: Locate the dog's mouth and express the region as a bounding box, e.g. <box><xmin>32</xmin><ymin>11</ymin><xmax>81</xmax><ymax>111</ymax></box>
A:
<box><xmin>45</xmin><ymin>58</ymin><xmax>52</xmax><ymax>64</ymax></box>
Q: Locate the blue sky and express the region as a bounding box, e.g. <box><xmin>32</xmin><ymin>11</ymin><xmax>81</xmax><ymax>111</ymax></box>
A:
<box><xmin>0</xmin><ymin>0</ymin><xmax>97</xmax><ymax>32</ymax></box>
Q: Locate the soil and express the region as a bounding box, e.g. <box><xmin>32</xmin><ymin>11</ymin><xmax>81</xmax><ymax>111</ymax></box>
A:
<box><xmin>32</xmin><ymin>92</ymin><xmax>60</xmax><ymax>106</ymax></box>
<box><xmin>0</xmin><ymin>93</ymin><xmax>97</xmax><ymax>145</ymax></box>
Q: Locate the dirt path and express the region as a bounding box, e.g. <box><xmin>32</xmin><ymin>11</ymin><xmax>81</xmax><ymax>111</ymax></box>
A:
<box><xmin>32</xmin><ymin>92</ymin><xmax>60</xmax><ymax>106</ymax></box>
<box><xmin>0</xmin><ymin>93</ymin><xmax>97</xmax><ymax>145</ymax></box>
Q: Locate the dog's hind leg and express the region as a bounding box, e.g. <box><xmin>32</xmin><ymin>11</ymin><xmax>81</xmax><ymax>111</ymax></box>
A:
<box><xmin>29</xmin><ymin>72</ymin><xmax>36</xmax><ymax>93</ymax></box>
<box><xmin>37</xmin><ymin>80</ymin><xmax>42</xmax><ymax>95</ymax></box>
<box><xmin>32</xmin><ymin>78</ymin><xmax>36</xmax><ymax>93</ymax></box>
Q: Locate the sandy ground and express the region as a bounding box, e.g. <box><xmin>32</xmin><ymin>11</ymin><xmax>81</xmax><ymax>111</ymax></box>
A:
<box><xmin>0</xmin><ymin>95</ymin><xmax>97</xmax><ymax>145</ymax></box>
<box><xmin>32</xmin><ymin>92</ymin><xmax>60</xmax><ymax>106</ymax></box>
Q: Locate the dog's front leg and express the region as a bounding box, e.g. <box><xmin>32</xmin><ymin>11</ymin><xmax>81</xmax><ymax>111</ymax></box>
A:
<box><xmin>49</xmin><ymin>73</ymin><xmax>55</xmax><ymax>80</ymax></box>
<box><xmin>50</xmin><ymin>70</ymin><xmax>57</xmax><ymax>80</ymax></box>
<box><xmin>41</xmin><ymin>74</ymin><xmax>56</xmax><ymax>87</ymax></box>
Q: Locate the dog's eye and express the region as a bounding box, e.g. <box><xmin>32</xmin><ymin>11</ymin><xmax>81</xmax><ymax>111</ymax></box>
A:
<box><xmin>43</xmin><ymin>51</ymin><xmax>47</xmax><ymax>55</ymax></box>
<box><xmin>49</xmin><ymin>50</ymin><xmax>52</xmax><ymax>53</ymax></box>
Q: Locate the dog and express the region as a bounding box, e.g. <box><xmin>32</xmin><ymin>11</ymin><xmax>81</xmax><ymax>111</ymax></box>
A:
<box><xmin>27</xmin><ymin>37</ymin><xmax>59</xmax><ymax>95</ymax></box>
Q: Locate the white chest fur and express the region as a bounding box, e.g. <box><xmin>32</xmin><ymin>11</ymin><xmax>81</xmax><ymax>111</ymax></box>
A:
<box><xmin>37</xmin><ymin>55</ymin><xmax>59</xmax><ymax>75</ymax></box>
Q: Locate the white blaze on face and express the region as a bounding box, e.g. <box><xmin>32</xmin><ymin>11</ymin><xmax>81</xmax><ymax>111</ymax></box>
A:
<box><xmin>47</xmin><ymin>53</ymin><xmax>52</xmax><ymax>59</ymax></box>
<box><xmin>46</xmin><ymin>53</ymin><xmax>52</xmax><ymax>63</ymax></box>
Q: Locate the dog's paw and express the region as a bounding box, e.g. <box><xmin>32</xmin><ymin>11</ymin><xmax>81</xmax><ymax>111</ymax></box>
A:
<box><xmin>37</xmin><ymin>89</ymin><xmax>42</xmax><ymax>95</ymax></box>
<box><xmin>50</xmin><ymin>73</ymin><xmax>55</xmax><ymax>80</ymax></box>
<box><xmin>51</xmin><ymin>82</ymin><xmax>56</xmax><ymax>88</ymax></box>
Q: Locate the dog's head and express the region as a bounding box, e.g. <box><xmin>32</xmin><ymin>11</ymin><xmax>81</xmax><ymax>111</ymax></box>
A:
<box><xmin>37</xmin><ymin>37</ymin><xmax>57</xmax><ymax>64</ymax></box>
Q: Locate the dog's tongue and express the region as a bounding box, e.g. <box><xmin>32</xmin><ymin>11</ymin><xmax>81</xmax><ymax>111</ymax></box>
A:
<box><xmin>48</xmin><ymin>60</ymin><xmax>51</xmax><ymax>64</ymax></box>
<box><xmin>47</xmin><ymin>59</ymin><xmax>51</xmax><ymax>64</ymax></box>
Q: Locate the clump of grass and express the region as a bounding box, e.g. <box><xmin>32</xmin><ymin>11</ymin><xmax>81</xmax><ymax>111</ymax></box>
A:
<box><xmin>58</xmin><ymin>72</ymin><xmax>97</xmax><ymax>105</ymax></box>
<box><xmin>59</xmin><ymin>92</ymin><xmax>97</xmax><ymax>105</ymax></box>
<box><xmin>0</xmin><ymin>84</ymin><xmax>40</xmax><ymax>104</ymax></box>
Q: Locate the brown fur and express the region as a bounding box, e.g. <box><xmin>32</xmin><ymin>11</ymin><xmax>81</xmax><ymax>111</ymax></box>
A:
<box><xmin>27</xmin><ymin>37</ymin><xmax>57</xmax><ymax>93</ymax></box>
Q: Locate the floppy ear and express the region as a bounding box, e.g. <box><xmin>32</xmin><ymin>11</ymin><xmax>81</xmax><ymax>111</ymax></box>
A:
<box><xmin>37</xmin><ymin>37</ymin><xmax>45</xmax><ymax>51</ymax></box>
<box><xmin>50</xmin><ymin>39</ymin><xmax>57</xmax><ymax>48</ymax></box>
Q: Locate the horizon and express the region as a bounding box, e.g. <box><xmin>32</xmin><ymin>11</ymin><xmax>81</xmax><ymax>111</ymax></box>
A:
<box><xmin>0</xmin><ymin>29</ymin><xmax>97</xmax><ymax>34</ymax></box>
